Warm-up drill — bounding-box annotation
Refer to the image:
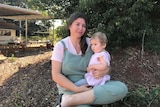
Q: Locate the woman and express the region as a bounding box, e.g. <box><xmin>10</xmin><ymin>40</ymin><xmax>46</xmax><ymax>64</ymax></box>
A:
<box><xmin>51</xmin><ymin>12</ymin><xmax>128</xmax><ymax>107</ymax></box>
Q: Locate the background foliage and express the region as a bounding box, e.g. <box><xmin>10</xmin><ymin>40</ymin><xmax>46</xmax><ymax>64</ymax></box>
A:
<box><xmin>78</xmin><ymin>0</ymin><xmax>160</xmax><ymax>52</ymax></box>
<box><xmin>0</xmin><ymin>0</ymin><xmax>159</xmax><ymax>51</ymax></box>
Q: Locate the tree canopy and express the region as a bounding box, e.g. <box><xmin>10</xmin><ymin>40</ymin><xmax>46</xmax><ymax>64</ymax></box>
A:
<box><xmin>78</xmin><ymin>0</ymin><xmax>160</xmax><ymax>50</ymax></box>
<box><xmin>1</xmin><ymin>0</ymin><xmax>159</xmax><ymax>51</ymax></box>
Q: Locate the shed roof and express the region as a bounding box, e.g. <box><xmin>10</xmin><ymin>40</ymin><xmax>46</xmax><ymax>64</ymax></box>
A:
<box><xmin>0</xmin><ymin>3</ymin><xmax>51</xmax><ymax>20</ymax></box>
<box><xmin>0</xmin><ymin>20</ymin><xmax>23</xmax><ymax>30</ymax></box>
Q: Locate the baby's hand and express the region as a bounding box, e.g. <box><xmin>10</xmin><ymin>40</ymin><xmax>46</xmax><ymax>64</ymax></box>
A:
<box><xmin>97</xmin><ymin>56</ymin><xmax>104</xmax><ymax>62</ymax></box>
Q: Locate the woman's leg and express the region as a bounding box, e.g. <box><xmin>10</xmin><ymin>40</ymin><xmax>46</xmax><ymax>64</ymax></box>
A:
<box><xmin>76</xmin><ymin>105</ymin><xmax>92</xmax><ymax>107</ymax></box>
<box><xmin>61</xmin><ymin>90</ymin><xmax>94</xmax><ymax>107</ymax></box>
<box><xmin>60</xmin><ymin>80</ymin><xmax>128</xmax><ymax>107</ymax></box>
<box><xmin>92</xmin><ymin>80</ymin><xmax>128</xmax><ymax>104</ymax></box>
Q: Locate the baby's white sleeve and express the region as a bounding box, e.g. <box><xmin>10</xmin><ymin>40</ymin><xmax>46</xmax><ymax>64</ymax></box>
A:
<box><xmin>104</xmin><ymin>52</ymin><xmax>111</xmax><ymax>66</ymax></box>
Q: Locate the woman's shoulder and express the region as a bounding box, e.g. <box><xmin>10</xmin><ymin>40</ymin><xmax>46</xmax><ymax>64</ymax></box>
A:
<box><xmin>59</xmin><ymin>37</ymin><xmax>69</xmax><ymax>43</ymax></box>
<box><xmin>55</xmin><ymin>37</ymin><xmax>69</xmax><ymax>46</ymax></box>
<box><xmin>59</xmin><ymin>36</ymin><xmax>90</xmax><ymax>44</ymax></box>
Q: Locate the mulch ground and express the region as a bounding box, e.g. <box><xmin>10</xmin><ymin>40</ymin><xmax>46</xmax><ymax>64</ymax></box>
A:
<box><xmin>0</xmin><ymin>47</ymin><xmax>160</xmax><ymax>107</ymax></box>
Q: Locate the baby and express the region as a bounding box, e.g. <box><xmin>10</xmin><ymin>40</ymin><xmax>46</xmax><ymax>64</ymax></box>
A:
<box><xmin>75</xmin><ymin>32</ymin><xmax>111</xmax><ymax>86</ymax></box>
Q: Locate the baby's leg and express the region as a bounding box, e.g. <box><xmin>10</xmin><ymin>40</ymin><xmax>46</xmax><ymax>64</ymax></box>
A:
<box><xmin>75</xmin><ymin>79</ymin><xmax>88</xmax><ymax>86</ymax></box>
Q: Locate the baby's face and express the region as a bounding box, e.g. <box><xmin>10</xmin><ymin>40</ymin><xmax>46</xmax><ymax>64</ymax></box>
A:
<box><xmin>90</xmin><ymin>39</ymin><xmax>105</xmax><ymax>53</ymax></box>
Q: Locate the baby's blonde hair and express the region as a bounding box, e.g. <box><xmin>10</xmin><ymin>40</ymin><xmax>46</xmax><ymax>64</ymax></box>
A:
<box><xmin>91</xmin><ymin>32</ymin><xmax>108</xmax><ymax>45</ymax></box>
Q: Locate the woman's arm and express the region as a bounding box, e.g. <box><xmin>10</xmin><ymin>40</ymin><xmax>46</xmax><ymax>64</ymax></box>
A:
<box><xmin>86</xmin><ymin>62</ymin><xmax>107</xmax><ymax>72</ymax></box>
<box><xmin>51</xmin><ymin>60</ymin><xmax>92</xmax><ymax>93</ymax></box>
<box><xmin>87</xmin><ymin>56</ymin><xmax>109</xmax><ymax>72</ymax></box>
<box><xmin>92</xmin><ymin>66</ymin><xmax>111</xmax><ymax>79</ymax></box>
<box><xmin>87</xmin><ymin>56</ymin><xmax>108</xmax><ymax>72</ymax></box>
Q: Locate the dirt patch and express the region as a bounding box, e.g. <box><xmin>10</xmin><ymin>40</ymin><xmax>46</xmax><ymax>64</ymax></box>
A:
<box><xmin>0</xmin><ymin>47</ymin><xmax>160</xmax><ymax>107</ymax></box>
<box><xmin>111</xmin><ymin>48</ymin><xmax>160</xmax><ymax>90</ymax></box>
<box><xmin>0</xmin><ymin>49</ymin><xmax>58</xmax><ymax>107</ymax></box>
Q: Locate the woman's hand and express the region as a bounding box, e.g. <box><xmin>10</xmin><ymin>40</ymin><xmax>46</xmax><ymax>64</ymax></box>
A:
<box><xmin>75</xmin><ymin>85</ymin><xmax>93</xmax><ymax>93</ymax></box>
<box><xmin>86</xmin><ymin>65</ymin><xmax>95</xmax><ymax>72</ymax></box>
<box><xmin>92</xmin><ymin>66</ymin><xmax>110</xmax><ymax>79</ymax></box>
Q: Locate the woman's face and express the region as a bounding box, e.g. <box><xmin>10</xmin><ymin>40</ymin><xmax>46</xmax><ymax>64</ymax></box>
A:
<box><xmin>69</xmin><ymin>18</ymin><xmax>86</xmax><ymax>38</ymax></box>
